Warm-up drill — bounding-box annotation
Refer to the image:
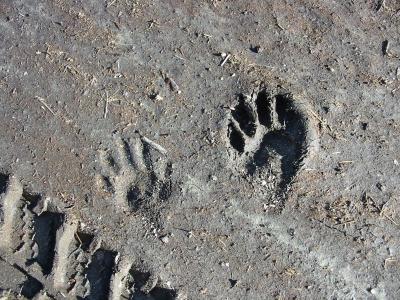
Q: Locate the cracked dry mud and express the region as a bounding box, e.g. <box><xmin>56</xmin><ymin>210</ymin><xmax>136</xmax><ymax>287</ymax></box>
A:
<box><xmin>1</xmin><ymin>0</ymin><xmax>400</xmax><ymax>299</ymax></box>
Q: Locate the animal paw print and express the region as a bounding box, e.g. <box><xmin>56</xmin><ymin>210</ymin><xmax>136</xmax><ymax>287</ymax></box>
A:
<box><xmin>227</xmin><ymin>87</ymin><xmax>318</xmax><ymax>197</ymax></box>
<box><xmin>98</xmin><ymin>135</ymin><xmax>173</xmax><ymax>212</ymax></box>
<box><xmin>0</xmin><ymin>173</ymin><xmax>180</xmax><ymax>299</ymax></box>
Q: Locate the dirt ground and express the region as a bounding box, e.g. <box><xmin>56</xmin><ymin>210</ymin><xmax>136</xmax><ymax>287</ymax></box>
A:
<box><xmin>0</xmin><ymin>0</ymin><xmax>400</xmax><ymax>299</ymax></box>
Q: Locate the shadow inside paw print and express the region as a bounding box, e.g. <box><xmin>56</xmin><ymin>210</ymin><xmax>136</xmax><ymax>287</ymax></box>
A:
<box><xmin>98</xmin><ymin>135</ymin><xmax>173</xmax><ymax>212</ymax></box>
<box><xmin>228</xmin><ymin>87</ymin><xmax>318</xmax><ymax>197</ymax></box>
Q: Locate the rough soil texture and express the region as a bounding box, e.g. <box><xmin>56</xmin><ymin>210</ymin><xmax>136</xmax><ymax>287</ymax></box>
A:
<box><xmin>0</xmin><ymin>0</ymin><xmax>400</xmax><ymax>299</ymax></box>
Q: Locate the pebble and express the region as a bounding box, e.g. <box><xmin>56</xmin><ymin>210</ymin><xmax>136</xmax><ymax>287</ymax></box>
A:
<box><xmin>160</xmin><ymin>235</ymin><xmax>169</xmax><ymax>244</ymax></box>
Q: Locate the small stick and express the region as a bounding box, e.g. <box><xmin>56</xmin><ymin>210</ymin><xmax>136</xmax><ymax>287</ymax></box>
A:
<box><xmin>335</xmin><ymin>220</ymin><xmax>355</xmax><ymax>226</ymax></box>
<box><xmin>106</xmin><ymin>0</ymin><xmax>116</xmax><ymax>8</ymax></box>
<box><xmin>308</xmin><ymin>108</ymin><xmax>324</xmax><ymax>123</ymax></box>
<box><xmin>74</xmin><ymin>232</ymin><xmax>83</xmax><ymax>246</ymax></box>
<box><xmin>174</xmin><ymin>55</ymin><xmax>186</xmax><ymax>61</ymax></box>
<box><xmin>141</xmin><ymin>136</ymin><xmax>168</xmax><ymax>155</ymax></box>
<box><xmin>220</xmin><ymin>53</ymin><xmax>231</xmax><ymax>67</ymax></box>
<box><xmin>35</xmin><ymin>96</ymin><xmax>56</xmax><ymax>115</ymax></box>
<box><xmin>218</xmin><ymin>238</ymin><xmax>227</xmax><ymax>251</ymax></box>
<box><xmin>274</xmin><ymin>15</ymin><xmax>284</xmax><ymax>30</ymax></box>
<box><xmin>382</xmin><ymin>213</ymin><xmax>399</xmax><ymax>226</ymax></box>
<box><xmin>104</xmin><ymin>91</ymin><xmax>109</xmax><ymax>119</ymax></box>
<box><xmin>308</xmin><ymin>108</ymin><xmax>332</xmax><ymax>131</ymax></box>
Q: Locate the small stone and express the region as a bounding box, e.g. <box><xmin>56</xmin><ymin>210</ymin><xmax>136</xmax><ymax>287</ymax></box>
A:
<box><xmin>160</xmin><ymin>235</ymin><xmax>169</xmax><ymax>243</ymax></box>
<box><xmin>220</xmin><ymin>262</ymin><xmax>229</xmax><ymax>267</ymax></box>
<box><xmin>376</xmin><ymin>182</ymin><xmax>386</xmax><ymax>192</ymax></box>
<box><xmin>360</xmin><ymin>122</ymin><xmax>368</xmax><ymax>130</ymax></box>
<box><xmin>229</xmin><ymin>279</ymin><xmax>238</xmax><ymax>288</ymax></box>
<box><xmin>250</xmin><ymin>45</ymin><xmax>263</xmax><ymax>53</ymax></box>
<box><xmin>325</xmin><ymin>65</ymin><xmax>335</xmax><ymax>72</ymax></box>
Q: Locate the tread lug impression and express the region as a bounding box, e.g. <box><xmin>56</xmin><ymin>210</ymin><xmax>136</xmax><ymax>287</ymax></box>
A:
<box><xmin>0</xmin><ymin>173</ymin><xmax>179</xmax><ymax>299</ymax></box>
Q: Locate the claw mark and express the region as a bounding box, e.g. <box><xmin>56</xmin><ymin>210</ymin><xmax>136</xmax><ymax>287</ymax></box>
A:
<box><xmin>227</xmin><ymin>87</ymin><xmax>319</xmax><ymax>202</ymax></box>
<box><xmin>98</xmin><ymin>135</ymin><xmax>173</xmax><ymax>212</ymax></box>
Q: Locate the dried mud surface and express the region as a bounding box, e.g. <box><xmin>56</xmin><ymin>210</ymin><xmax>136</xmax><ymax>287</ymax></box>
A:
<box><xmin>1</xmin><ymin>0</ymin><xmax>400</xmax><ymax>299</ymax></box>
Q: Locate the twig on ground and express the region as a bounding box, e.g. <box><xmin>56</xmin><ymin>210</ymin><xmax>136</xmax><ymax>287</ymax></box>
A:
<box><xmin>220</xmin><ymin>53</ymin><xmax>231</xmax><ymax>67</ymax></box>
<box><xmin>35</xmin><ymin>96</ymin><xmax>56</xmax><ymax>115</ymax></box>
<box><xmin>141</xmin><ymin>135</ymin><xmax>168</xmax><ymax>155</ymax></box>
<box><xmin>104</xmin><ymin>91</ymin><xmax>109</xmax><ymax>119</ymax></box>
<box><xmin>308</xmin><ymin>108</ymin><xmax>332</xmax><ymax>131</ymax></box>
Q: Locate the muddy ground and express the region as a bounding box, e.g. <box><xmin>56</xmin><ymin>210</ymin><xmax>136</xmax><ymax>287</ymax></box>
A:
<box><xmin>0</xmin><ymin>0</ymin><xmax>400</xmax><ymax>299</ymax></box>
